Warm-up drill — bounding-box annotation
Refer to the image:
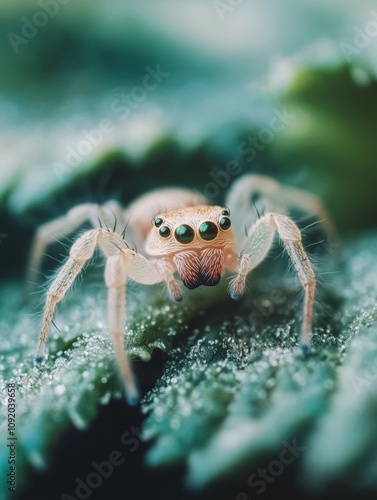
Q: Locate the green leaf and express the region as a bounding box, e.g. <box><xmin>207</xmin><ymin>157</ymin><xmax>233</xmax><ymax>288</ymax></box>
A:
<box><xmin>141</xmin><ymin>232</ymin><xmax>377</xmax><ymax>492</ymax></box>
<box><xmin>1</xmin><ymin>231</ymin><xmax>377</xmax><ymax>497</ymax></box>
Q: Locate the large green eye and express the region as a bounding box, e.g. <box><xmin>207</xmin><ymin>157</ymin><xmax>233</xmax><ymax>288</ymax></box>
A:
<box><xmin>199</xmin><ymin>221</ymin><xmax>218</xmax><ymax>241</ymax></box>
<box><xmin>159</xmin><ymin>226</ymin><xmax>171</xmax><ymax>238</ymax></box>
<box><xmin>219</xmin><ymin>216</ymin><xmax>231</xmax><ymax>230</ymax></box>
<box><xmin>175</xmin><ymin>224</ymin><xmax>195</xmax><ymax>244</ymax></box>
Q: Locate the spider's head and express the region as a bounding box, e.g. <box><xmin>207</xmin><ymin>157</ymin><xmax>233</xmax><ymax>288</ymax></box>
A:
<box><xmin>146</xmin><ymin>205</ymin><xmax>234</xmax><ymax>254</ymax></box>
<box><xmin>145</xmin><ymin>206</ymin><xmax>235</xmax><ymax>289</ymax></box>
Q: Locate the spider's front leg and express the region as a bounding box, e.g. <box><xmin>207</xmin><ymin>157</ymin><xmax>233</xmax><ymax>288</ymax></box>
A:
<box><xmin>103</xmin><ymin>247</ymin><xmax>165</xmax><ymax>404</ymax></box>
<box><xmin>36</xmin><ymin>228</ymin><xmax>101</xmax><ymax>362</ymax></box>
<box><xmin>36</xmin><ymin>227</ymin><xmax>165</xmax><ymax>404</ymax></box>
<box><xmin>229</xmin><ymin>213</ymin><xmax>316</xmax><ymax>351</ymax></box>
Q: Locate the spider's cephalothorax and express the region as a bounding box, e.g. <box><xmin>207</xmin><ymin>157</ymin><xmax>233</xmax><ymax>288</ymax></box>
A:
<box><xmin>146</xmin><ymin>206</ymin><xmax>236</xmax><ymax>290</ymax></box>
<box><xmin>28</xmin><ymin>175</ymin><xmax>336</xmax><ymax>404</ymax></box>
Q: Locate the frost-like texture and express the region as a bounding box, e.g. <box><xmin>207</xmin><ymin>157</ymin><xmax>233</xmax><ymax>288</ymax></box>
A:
<box><xmin>141</xmin><ymin>233</ymin><xmax>377</xmax><ymax>494</ymax></box>
<box><xmin>0</xmin><ymin>285</ymin><xmax>117</xmax><ymax>475</ymax></box>
<box><xmin>301</xmin><ymin>236</ymin><xmax>377</xmax><ymax>492</ymax></box>
<box><xmin>1</xmin><ymin>233</ymin><xmax>377</xmax><ymax>497</ymax></box>
<box><xmin>0</xmin><ymin>281</ymin><xmax>191</xmax><ymax>496</ymax></box>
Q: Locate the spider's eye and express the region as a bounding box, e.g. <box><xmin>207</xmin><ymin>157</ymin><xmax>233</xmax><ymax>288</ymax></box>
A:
<box><xmin>159</xmin><ymin>226</ymin><xmax>171</xmax><ymax>238</ymax></box>
<box><xmin>219</xmin><ymin>216</ymin><xmax>231</xmax><ymax>230</ymax></box>
<box><xmin>221</xmin><ymin>208</ymin><xmax>230</xmax><ymax>216</ymax></box>
<box><xmin>199</xmin><ymin>221</ymin><xmax>218</xmax><ymax>241</ymax></box>
<box><xmin>175</xmin><ymin>224</ymin><xmax>195</xmax><ymax>244</ymax></box>
<box><xmin>154</xmin><ymin>217</ymin><xmax>163</xmax><ymax>227</ymax></box>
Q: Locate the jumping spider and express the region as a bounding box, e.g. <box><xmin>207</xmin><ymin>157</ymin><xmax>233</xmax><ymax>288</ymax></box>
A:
<box><xmin>28</xmin><ymin>175</ymin><xmax>335</xmax><ymax>404</ymax></box>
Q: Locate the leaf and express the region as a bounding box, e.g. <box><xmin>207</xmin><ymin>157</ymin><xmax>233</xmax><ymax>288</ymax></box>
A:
<box><xmin>1</xmin><ymin>227</ymin><xmax>377</xmax><ymax>497</ymax></box>
<box><xmin>141</xmin><ymin>232</ymin><xmax>377</xmax><ymax>493</ymax></box>
<box><xmin>0</xmin><ymin>270</ymin><xmax>227</xmax><ymax>498</ymax></box>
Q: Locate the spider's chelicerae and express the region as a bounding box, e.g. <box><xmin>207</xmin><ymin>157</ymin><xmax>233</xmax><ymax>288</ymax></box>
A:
<box><xmin>29</xmin><ymin>175</ymin><xmax>335</xmax><ymax>404</ymax></box>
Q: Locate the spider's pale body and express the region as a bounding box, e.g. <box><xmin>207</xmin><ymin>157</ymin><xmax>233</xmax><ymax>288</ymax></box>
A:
<box><xmin>29</xmin><ymin>175</ymin><xmax>334</xmax><ymax>404</ymax></box>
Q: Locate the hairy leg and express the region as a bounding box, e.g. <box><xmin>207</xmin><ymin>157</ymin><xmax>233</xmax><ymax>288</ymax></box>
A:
<box><xmin>226</xmin><ymin>175</ymin><xmax>337</xmax><ymax>252</ymax></box>
<box><xmin>103</xmin><ymin>242</ymin><xmax>167</xmax><ymax>403</ymax></box>
<box><xmin>36</xmin><ymin>228</ymin><xmax>102</xmax><ymax>361</ymax></box>
<box><xmin>229</xmin><ymin>212</ymin><xmax>316</xmax><ymax>350</ymax></box>
<box><xmin>26</xmin><ymin>201</ymin><xmax>126</xmax><ymax>293</ymax></box>
<box><xmin>36</xmin><ymin>225</ymin><xmax>177</xmax><ymax>402</ymax></box>
<box><xmin>28</xmin><ymin>188</ymin><xmax>207</xmax><ymax>293</ymax></box>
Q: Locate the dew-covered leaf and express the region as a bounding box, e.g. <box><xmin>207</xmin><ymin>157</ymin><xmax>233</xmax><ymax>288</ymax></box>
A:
<box><xmin>141</xmin><ymin>233</ymin><xmax>377</xmax><ymax>492</ymax></box>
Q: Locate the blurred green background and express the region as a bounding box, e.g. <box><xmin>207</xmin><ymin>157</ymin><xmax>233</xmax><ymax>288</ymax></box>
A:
<box><xmin>1</xmin><ymin>1</ymin><xmax>377</xmax><ymax>500</ymax></box>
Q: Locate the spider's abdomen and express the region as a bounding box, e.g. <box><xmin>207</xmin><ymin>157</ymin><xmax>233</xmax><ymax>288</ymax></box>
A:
<box><xmin>173</xmin><ymin>247</ymin><xmax>224</xmax><ymax>289</ymax></box>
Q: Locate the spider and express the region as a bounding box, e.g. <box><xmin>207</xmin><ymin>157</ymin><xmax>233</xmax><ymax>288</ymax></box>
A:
<box><xmin>29</xmin><ymin>174</ymin><xmax>335</xmax><ymax>405</ymax></box>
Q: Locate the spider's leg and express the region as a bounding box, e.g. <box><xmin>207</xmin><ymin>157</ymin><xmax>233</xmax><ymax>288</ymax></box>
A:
<box><xmin>36</xmin><ymin>228</ymin><xmax>101</xmax><ymax>362</ymax></box>
<box><xmin>278</xmin><ymin>185</ymin><xmax>339</xmax><ymax>250</ymax></box>
<box><xmin>229</xmin><ymin>213</ymin><xmax>316</xmax><ymax>350</ymax></box>
<box><xmin>36</xmin><ymin>223</ymin><xmax>166</xmax><ymax>404</ymax></box>
<box><xmin>105</xmin><ymin>252</ymin><xmax>137</xmax><ymax>404</ymax></box>
<box><xmin>153</xmin><ymin>259</ymin><xmax>183</xmax><ymax>301</ymax></box>
<box><xmin>26</xmin><ymin>201</ymin><xmax>125</xmax><ymax>295</ymax></box>
<box><xmin>104</xmin><ymin>244</ymin><xmax>165</xmax><ymax>404</ymax></box>
<box><xmin>226</xmin><ymin>175</ymin><xmax>338</xmax><ymax>252</ymax></box>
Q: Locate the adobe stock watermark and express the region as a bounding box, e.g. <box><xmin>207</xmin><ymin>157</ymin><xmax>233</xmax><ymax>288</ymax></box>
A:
<box><xmin>203</xmin><ymin>107</ymin><xmax>296</xmax><ymax>200</ymax></box>
<box><xmin>61</xmin><ymin>425</ymin><xmax>141</xmax><ymax>500</ymax></box>
<box><xmin>237</xmin><ymin>108</ymin><xmax>296</xmax><ymax>164</ymax></box>
<box><xmin>340</xmin><ymin>10</ymin><xmax>377</xmax><ymax>61</ymax></box>
<box><xmin>109</xmin><ymin>66</ymin><xmax>169</xmax><ymax>121</ymax></box>
<box><xmin>52</xmin><ymin>65</ymin><xmax>169</xmax><ymax>181</ymax></box>
<box><xmin>236</xmin><ymin>439</ymin><xmax>306</xmax><ymax>498</ymax></box>
<box><xmin>7</xmin><ymin>0</ymin><xmax>72</xmax><ymax>54</ymax></box>
<box><xmin>213</xmin><ymin>0</ymin><xmax>244</xmax><ymax>21</ymax></box>
<box><xmin>52</xmin><ymin>119</ymin><xmax>115</xmax><ymax>181</ymax></box>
